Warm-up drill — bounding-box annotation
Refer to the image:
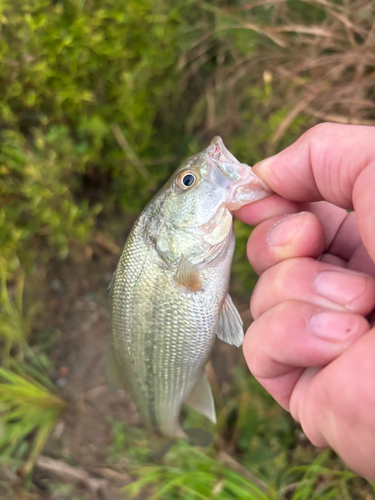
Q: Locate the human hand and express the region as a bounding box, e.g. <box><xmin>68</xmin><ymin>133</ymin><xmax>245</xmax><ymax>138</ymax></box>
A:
<box><xmin>235</xmin><ymin>123</ymin><xmax>375</xmax><ymax>479</ymax></box>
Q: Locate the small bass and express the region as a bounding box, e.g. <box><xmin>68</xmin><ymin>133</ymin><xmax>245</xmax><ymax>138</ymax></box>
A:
<box><xmin>108</xmin><ymin>137</ymin><xmax>271</xmax><ymax>438</ymax></box>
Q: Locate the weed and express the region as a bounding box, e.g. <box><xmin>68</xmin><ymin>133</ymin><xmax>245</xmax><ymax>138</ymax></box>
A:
<box><xmin>122</xmin><ymin>442</ymin><xmax>374</xmax><ymax>500</ymax></box>
<box><xmin>0</xmin><ymin>272</ymin><xmax>65</xmax><ymax>477</ymax></box>
<box><xmin>123</xmin><ymin>441</ymin><xmax>269</xmax><ymax>500</ymax></box>
<box><xmin>107</xmin><ymin>419</ymin><xmax>151</xmax><ymax>465</ymax></box>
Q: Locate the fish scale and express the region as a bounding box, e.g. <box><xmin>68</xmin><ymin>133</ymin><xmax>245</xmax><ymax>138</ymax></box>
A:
<box><xmin>108</xmin><ymin>137</ymin><xmax>271</xmax><ymax>438</ymax></box>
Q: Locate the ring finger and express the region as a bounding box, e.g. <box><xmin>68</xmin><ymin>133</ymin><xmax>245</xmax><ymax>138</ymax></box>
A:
<box><xmin>250</xmin><ymin>257</ymin><xmax>375</xmax><ymax>319</ymax></box>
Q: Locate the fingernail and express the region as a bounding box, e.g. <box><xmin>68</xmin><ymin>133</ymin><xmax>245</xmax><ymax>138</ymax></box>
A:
<box><xmin>268</xmin><ymin>213</ymin><xmax>305</xmax><ymax>246</ymax></box>
<box><xmin>308</xmin><ymin>311</ymin><xmax>357</xmax><ymax>341</ymax></box>
<box><xmin>315</xmin><ymin>271</ymin><xmax>366</xmax><ymax>308</ymax></box>
<box><xmin>252</xmin><ymin>156</ymin><xmax>274</xmax><ymax>179</ymax></box>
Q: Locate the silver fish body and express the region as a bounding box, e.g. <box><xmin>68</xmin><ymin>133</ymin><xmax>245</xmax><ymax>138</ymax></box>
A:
<box><xmin>108</xmin><ymin>137</ymin><xmax>271</xmax><ymax>438</ymax></box>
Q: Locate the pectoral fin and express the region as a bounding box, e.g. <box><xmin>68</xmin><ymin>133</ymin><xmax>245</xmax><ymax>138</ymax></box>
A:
<box><xmin>184</xmin><ymin>372</ymin><xmax>216</xmax><ymax>424</ymax></box>
<box><xmin>174</xmin><ymin>255</ymin><xmax>202</xmax><ymax>291</ymax></box>
<box><xmin>216</xmin><ymin>294</ymin><xmax>244</xmax><ymax>347</ymax></box>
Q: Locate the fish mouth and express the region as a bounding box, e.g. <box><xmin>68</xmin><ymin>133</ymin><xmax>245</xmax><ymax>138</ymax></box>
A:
<box><xmin>206</xmin><ymin>136</ymin><xmax>272</xmax><ymax>211</ymax></box>
<box><xmin>206</xmin><ymin>137</ymin><xmax>242</xmax><ymax>182</ymax></box>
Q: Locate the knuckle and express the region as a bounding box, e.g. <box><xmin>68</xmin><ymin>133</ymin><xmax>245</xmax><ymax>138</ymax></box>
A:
<box><xmin>306</xmin><ymin>122</ymin><xmax>337</xmax><ymax>141</ymax></box>
<box><xmin>250</xmin><ymin>258</ymin><xmax>313</xmax><ymax>318</ymax></box>
<box><xmin>250</xmin><ymin>266</ymin><xmax>278</xmax><ymax>317</ymax></box>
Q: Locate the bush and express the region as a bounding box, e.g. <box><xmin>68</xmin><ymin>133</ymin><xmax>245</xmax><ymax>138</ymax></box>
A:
<box><xmin>0</xmin><ymin>0</ymin><xmax>190</xmax><ymax>270</ymax></box>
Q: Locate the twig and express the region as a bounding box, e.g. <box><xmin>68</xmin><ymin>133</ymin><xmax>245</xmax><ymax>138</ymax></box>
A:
<box><xmin>267</xmin><ymin>90</ymin><xmax>321</xmax><ymax>154</ymax></box>
<box><xmin>225</xmin><ymin>0</ymin><xmax>286</xmax><ymax>12</ymax></box>
<box><xmin>217</xmin><ymin>451</ymin><xmax>268</xmax><ymax>493</ymax></box>
<box><xmin>88</xmin><ymin>466</ymin><xmax>132</xmax><ymax>486</ymax></box>
<box><xmin>205</xmin><ymin>4</ymin><xmax>288</xmax><ymax>48</ymax></box>
<box><xmin>95</xmin><ymin>233</ymin><xmax>121</xmax><ymax>255</ymax></box>
<box><xmin>239</xmin><ymin>23</ymin><xmax>288</xmax><ymax>48</ymax></box>
<box><xmin>279</xmin><ymin>479</ymin><xmax>310</xmax><ymax>495</ymax></box>
<box><xmin>306</xmin><ymin>108</ymin><xmax>375</xmax><ymax>126</ymax></box>
<box><xmin>111</xmin><ymin>124</ymin><xmax>148</xmax><ymax>178</ymax></box>
<box><xmin>36</xmin><ymin>455</ymin><xmax>108</xmax><ymax>495</ymax></box>
<box><xmin>273</xmin><ymin>24</ymin><xmax>339</xmax><ymax>38</ymax></box>
<box><xmin>83</xmin><ymin>384</ymin><xmax>108</xmax><ymax>400</ymax></box>
<box><xmin>72</xmin><ymin>394</ymin><xmax>86</xmax><ymax>461</ymax></box>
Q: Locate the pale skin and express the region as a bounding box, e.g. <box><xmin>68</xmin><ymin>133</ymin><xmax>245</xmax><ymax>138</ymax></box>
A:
<box><xmin>235</xmin><ymin>123</ymin><xmax>375</xmax><ymax>480</ymax></box>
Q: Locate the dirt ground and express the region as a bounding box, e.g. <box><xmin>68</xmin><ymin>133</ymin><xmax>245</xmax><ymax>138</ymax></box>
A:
<box><xmin>6</xmin><ymin>236</ymin><xmax>248</xmax><ymax>499</ymax></box>
<box><xmin>35</xmin><ymin>244</ymin><xmax>138</xmax><ymax>499</ymax></box>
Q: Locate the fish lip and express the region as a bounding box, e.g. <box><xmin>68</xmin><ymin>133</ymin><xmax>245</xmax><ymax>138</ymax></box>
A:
<box><xmin>206</xmin><ymin>137</ymin><xmax>242</xmax><ymax>182</ymax></box>
<box><xmin>205</xmin><ymin>136</ymin><xmax>272</xmax><ymax>210</ymax></box>
<box><xmin>207</xmin><ymin>136</ymin><xmax>240</xmax><ymax>165</ymax></box>
<box><xmin>226</xmin><ymin>179</ymin><xmax>272</xmax><ymax>210</ymax></box>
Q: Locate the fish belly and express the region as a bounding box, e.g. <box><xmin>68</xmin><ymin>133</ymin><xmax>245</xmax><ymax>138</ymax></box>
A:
<box><xmin>110</xmin><ymin>220</ymin><xmax>230</xmax><ymax>437</ymax></box>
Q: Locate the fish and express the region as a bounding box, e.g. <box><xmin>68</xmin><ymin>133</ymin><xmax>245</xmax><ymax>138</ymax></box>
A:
<box><xmin>107</xmin><ymin>137</ymin><xmax>271</xmax><ymax>439</ymax></box>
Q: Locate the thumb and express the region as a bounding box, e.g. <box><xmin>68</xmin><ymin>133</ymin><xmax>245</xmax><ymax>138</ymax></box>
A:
<box><xmin>252</xmin><ymin>123</ymin><xmax>375</xmax><ymax>262</ymax></box>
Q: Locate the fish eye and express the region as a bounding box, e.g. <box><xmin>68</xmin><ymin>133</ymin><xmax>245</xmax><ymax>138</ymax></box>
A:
<box><xmin>176</xmin><ymin>170</ymin><xmax>199</xmax><ymax>190</ymax></box>
<box><xmin>182</xmin><ymin>174</ymin><xmax>195</xmax><ymax>186</ymax></box>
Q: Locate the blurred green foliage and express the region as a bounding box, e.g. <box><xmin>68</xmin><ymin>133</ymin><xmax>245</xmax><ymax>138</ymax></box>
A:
<box><xmin>0</xmin><ymin>0</ymin><xmax>313</xmax><ymax>277</ymax></box>
<box><xmin>0</xmin><ymin>0</ymin><xmax>187</xmax><ymax>270</ymax></box>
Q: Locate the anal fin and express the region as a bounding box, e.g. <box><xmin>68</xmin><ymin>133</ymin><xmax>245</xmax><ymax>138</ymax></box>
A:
<box><xmin>184</xmin><ymin>372</ymin><xmax>216</xmax><ymax>424</ymax></box>
<box><xmin>216</xmin><ymin>294</ymin><xmax>244</xmax><ymax>347</ymax></box>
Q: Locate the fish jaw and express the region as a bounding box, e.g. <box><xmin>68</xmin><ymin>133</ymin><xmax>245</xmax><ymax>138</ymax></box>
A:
<box><xmin>206</xmin><ymin>136</ymin><xmax>272</xmax><ymax>211</ymax></box>
<box><xmin>225</xmin><ymin>166</ymin><xmax>272</xmax><ymax>210</ymax></box>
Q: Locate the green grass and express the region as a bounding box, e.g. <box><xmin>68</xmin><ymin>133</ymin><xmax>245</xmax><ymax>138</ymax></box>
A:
<box><xmin>0</xmin><ymin>270</ymin><xmax>35</xmax><ymax>362</ymax></box>
<box><xmin>0</xmin><ymin>270</ymin><xmax>65</xmax><ymax>478</ymax></box>
<box><xmin>123</xmin><ymin>442</ymin><xmax>269</xmax><ymax>500</ymax></box>
<box><xmin>122</xmin><ymin>441</ymin><xmax>374</xmax><ymax>500</ymax></box>
<box><xmin>0</xmin><ymin>365</ymin><xmax>65</xmax><ymax>477</ymax></box>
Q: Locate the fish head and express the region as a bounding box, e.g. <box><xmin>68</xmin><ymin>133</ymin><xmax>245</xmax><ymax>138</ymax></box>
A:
<box><xmin>157</xmin><ymin>136</ymin><xmax>272</xmax><ymax>230</ymax></box>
